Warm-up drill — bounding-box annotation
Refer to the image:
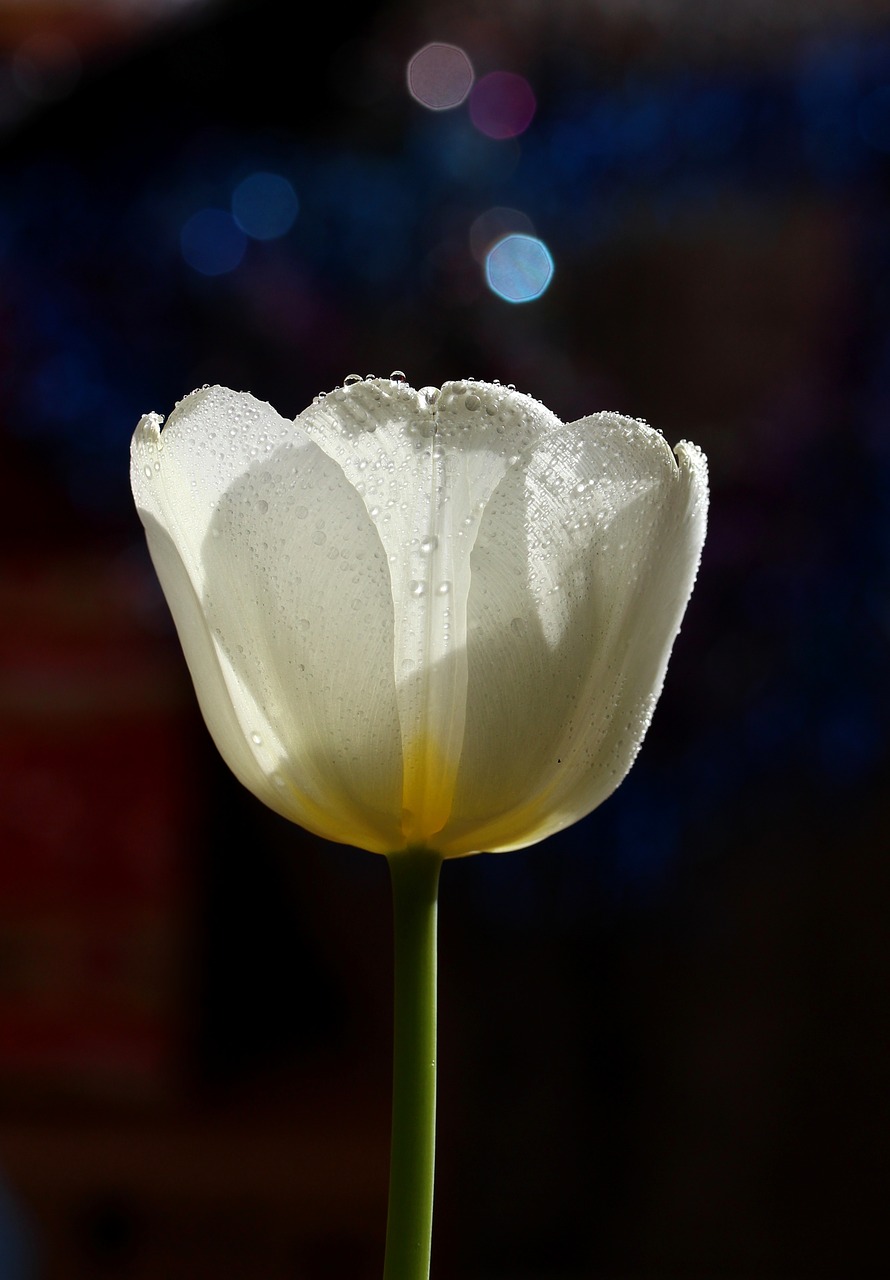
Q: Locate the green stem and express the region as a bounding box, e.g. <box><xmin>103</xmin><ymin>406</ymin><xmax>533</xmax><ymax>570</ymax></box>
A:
<box><xmin>383</xmin><ymin>847</ymin><xmax>443</xmax><ymax>1280</ymax></box>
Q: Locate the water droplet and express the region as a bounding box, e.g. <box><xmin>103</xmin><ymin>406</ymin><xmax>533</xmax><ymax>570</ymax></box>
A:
<box><xmin>251</xmin><ymin>732</ymin><xmax>262</xmax><ymax>745</ymax></box>
<box><xmin>295</xmin><ymin>505</ymin><xmax>308</xmax><ymax>519</ymax></box>
<box><xmin>143</xmin><ymin>464</ymin><xmax>152</xmax><ymax>478</ymax></box>
<box><xmin>464</xmin><ymin>394</ymin><xmax>481</xmax><ymax>411</ymax></box>
<box><xmin>390</xmin><ymin>370</ymin><xmax>407</xmax><ymax>382</ymax></box>
<box><xmin>420</xmin><ymin>535</ymin><xmax>439</xmax><ymax>554</ymax></box>
<box><xmin>312</xmin><ymin>530</ymin><xmax>326</xmax><ymax>545</ymax></box>
<box><xmin>409</xmin><ymin>580</ymin><xmax>426</xmax><ymax>597</ymax></box>
<box><xmin>436</xmin><ymin>581</ymin><xmax>451</xmax><ymax>595</ymax></box>
<box><xmin>420</xmin><ymin>386</ymin><xmax>439</xmax><ymax>405</ymax></box>
<box><xmin>256</xmin><ymin>499</ymin><xmax>269</xmax><ymax>514</ymax></box>
<box><xmin>298</xmin><ymin>618</ymin><xmax>310</xmax><ymax>630</ymax></box>
<box><xmin>344</xmin><ymin>373</ymin><xmax>362</xmax><ymax>385</ymax></box>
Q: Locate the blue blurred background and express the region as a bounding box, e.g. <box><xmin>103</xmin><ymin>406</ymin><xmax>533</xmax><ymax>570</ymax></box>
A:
<box><xmin>0</xmin><ymin>1</ymin><xmax>888</xmax><ymax>1276</ymax></box>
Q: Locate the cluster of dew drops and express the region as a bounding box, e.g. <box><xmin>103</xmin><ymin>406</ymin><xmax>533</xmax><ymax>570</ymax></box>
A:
<box><xmin>312</xmin><ymin>371</ymin><xmax>524</xmax><ymax>408</ymax></box>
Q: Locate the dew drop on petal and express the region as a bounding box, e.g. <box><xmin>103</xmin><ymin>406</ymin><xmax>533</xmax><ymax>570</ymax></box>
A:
<box><xmin>409</xmin><ymin>580</ymin><xmax>426</xmax><ymax>597</ymax></box>
<box><xmin>344</xmin><ymin>373</ymin><xmax>362</xmax><ymax>385</ymax></box>
<box><xmin>420</xmin><ymin>535</ymin><xmax>439</xmax><ymax>554</ymax></box>
<box><xmin>251</xmin><ymin>732</ymin><xmax>262</xmax><ymax>745</ymax></box>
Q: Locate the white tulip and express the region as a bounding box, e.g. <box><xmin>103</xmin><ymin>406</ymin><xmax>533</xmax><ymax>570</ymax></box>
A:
<box><xmin>131</xmin><ymin>376</ymin><xmax>707</xmax><ymax>858</ymax></box>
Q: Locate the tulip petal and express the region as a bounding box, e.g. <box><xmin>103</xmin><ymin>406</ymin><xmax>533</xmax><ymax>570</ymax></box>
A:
<box><xmin>435</xmin><ymin>411</ymin><xmax>708</xmax><ymax>856</ymax></box>
<box><xmin>131</xmin><ymin>386</ymin><xmax>405</xmax><ymax>851</ymax></box>
<box><xmin>299</xmin><ymin>378</ymin><xmax>563</xmax><ymax>846</ymax></box>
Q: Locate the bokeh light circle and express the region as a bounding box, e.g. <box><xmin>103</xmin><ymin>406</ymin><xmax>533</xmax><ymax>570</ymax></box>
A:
<box><xmin>485</xmin><ymin>233</ymin><xmax>554</xmax><ymax>302</ymax></box>
<box><xmin>469</xmin><ymin>71</ymin><xmax>536</xmax><ymax>139</ymax></box>
<box><xmin>180</xmin><ymin>209</ymin><xmax>247</xmax><ymax>276</ymax></box>
<box><xmin>232</xmin><ymin>171</ymin><xmax>299</xmax><ymax>240</ymax></box>
<box><xmin>407</xmin><ymin>42</ymin><xmax>474</xmax><ymax>110</ymax></box>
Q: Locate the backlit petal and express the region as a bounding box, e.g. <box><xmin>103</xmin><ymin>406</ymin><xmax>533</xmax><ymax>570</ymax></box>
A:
<box><xmin>436</xmin><ymin>411</ymin><xmax>708</xmax><ymax>855</ymax></box>
<box><xmin>299</xmin><ymin>377</ymin><xmax>559</xmax><ymax>845</ymax></box>
<box><xmin>131</xmin><ymin>385</ymin><xmax>404</xmax><ymax>851</ymax></box>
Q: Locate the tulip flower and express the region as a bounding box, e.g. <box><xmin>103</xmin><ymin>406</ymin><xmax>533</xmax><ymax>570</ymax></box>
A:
<box><xmin>131</xmin><ymin>375</ymin><xmax>707</xmax><ymax>1280</ymax></box>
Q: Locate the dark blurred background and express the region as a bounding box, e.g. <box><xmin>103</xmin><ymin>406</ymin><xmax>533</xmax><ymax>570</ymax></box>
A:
<box><xmin>1</xmin><ymin>0</ymin><xmax>888</xmax><ymax>1276</ymax></box>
